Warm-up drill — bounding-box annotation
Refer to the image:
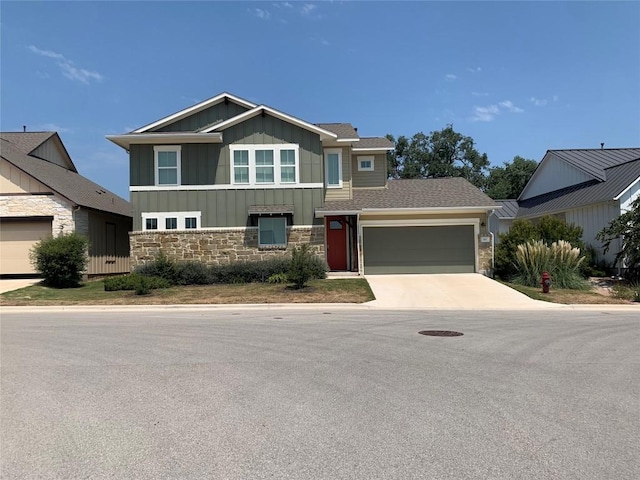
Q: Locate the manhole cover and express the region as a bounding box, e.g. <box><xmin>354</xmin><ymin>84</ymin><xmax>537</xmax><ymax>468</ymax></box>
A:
<box><xmin>418</xmin><ymin>330</ymin><xmax>463</xmax><ymax>337</ymax></box>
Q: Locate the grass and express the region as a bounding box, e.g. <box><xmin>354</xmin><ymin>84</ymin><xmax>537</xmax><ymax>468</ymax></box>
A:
<box><xmin>0</xmin><ymin>278</ymin><xmax>375</xmax><ymax>306</ymax></box>
<box><xmin>502</xmin><ymin>281</ymin><xmax>634</xmax><ymax>305</ymax></box>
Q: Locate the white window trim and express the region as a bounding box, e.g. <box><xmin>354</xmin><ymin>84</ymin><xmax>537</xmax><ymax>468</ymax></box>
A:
<box><xmin>154</xmin><ymin>145</ymin><xmax>181</xmax><ymax>186</ymax></box>
<box><xmin>141</xmin><ymin>211</ymin><xmax>202</xmax><ymax>231</ymax></box>
<box><xmin>258</xmin><ymin>216</ymin><xmax>288</xmax><ymax>248</ymax></box>
<box><xmin>230</xmin><ymin>144</ymin><xmax>300</xmax><ymax>187</ymax></box>
<box><xmin>357</xmin><ymin>156</ymin><xmax>375</xmax><ymax>172</ymax></box>
<box><xmin>324</xmin><ymin>148</ymin><xmax>343</xmax><ymax>188</ymax></box>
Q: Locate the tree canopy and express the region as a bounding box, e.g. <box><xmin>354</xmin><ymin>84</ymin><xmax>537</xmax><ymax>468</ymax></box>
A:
<box><xmin>484</xmin><ymin>156</ymin><xmax>538</xmax><ymax>199</ymax></box>
<box><xmin>386</xmin><ymin>125</ymin><xmax>489</xmax><ymax>189</ymax></box>
<box><xmin>596</xmin><ymin>197</ymin><xmax>640</xmax><ymax>280</ymax></box>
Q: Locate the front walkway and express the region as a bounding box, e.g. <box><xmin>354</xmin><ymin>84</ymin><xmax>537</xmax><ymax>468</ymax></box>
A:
<box><xmin>365</xmin><ymin>273</ymin><xmax>551</xmax><ymax>309</ymax></box>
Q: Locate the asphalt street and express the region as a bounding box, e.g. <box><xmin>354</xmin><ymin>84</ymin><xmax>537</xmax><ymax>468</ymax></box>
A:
<box><xmin>1</xmin><ymin>307</ymin><xmax>638</xmax><ymax>479</ymax></box>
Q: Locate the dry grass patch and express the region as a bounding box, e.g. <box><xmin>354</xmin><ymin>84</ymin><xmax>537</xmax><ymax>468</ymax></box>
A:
<box><xmin>504</xmin><ymin>282</ymin><xmax>635</xmax><ymax>305</ymax></box>
<box><xmin>0</xmin><ymin>278</ymin><xmax>374</xmax><ymax>306</ymax></box>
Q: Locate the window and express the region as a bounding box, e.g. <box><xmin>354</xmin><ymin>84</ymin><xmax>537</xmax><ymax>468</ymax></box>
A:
<box><xmin>280</xmin><ymin>149</ymin><xmax>296</xmax><ymax>183</ymax></box>
<box><xmin>146</xmin><ymin>218</ymin><xmax>158</xmax><ymax>230</ymax></box>
<box><xmin>233</xmin><ymin>150</ymin><xmax>249</xmax><ymax>184</ymax></box>
<box><xmin>229</xmin><ymin>145</ymin><xmax>299</xmax><ymax>186</ymax></box>
<box><xmin>255</xmin><ymin>150</ymin><xmax>274</xmax><ymax>183</ymax></box>
<box><xmin>154</xmin><ymin>146</ymin><xmax>181</xmax><ymax>186</ymax></box>
<box><xmin>142</xmin><ymin>211</ymin><xmax>201</xmax><ymax>231</ymax></box>
<box><xmin>165</xmin><ymin>218</ymin><xmax>178</xmax><ymax>230</ymax></box>
<box><xmin>258</xmin><ymin>217</ymin><xmax>287</xmax><ymax>247</ymax></box>
<box><xmin>358</xmin><ymin>156</ymin><xmax>374</xmax><ymax>172</ymax></box>
<box><xmin>325</xmin><ymin>149</ymin><xmax>342</xmax><ymax>188</ymax></box>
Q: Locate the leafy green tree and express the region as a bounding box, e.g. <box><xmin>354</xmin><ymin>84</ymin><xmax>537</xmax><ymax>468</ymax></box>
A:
<box><xmin>386</xmin><ymin>125</ymin><xmax>489</xmax><ymax>188</ymax></box>
<box><xmin>596</xmin><ymin>197</ymin><xmax>640</xmax><ymax>280</ymax></box>
<box><xmin>287</xmin><ymin>244</ymin><xmax>316</xmax><ymax>289</ymax></box>
<box><xmin>30</xmin><ymin>232</ymin><xmax>89</xmax><ymax>288</ymax></box>
<box><xmin>485</xmin><ymin>156</ymin><xmax>538</xmax><ymax>199</ymax></box>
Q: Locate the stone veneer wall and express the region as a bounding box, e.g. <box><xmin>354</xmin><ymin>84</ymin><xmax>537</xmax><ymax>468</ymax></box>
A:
<box><xmin>0</xmin><ymin>194</ymin><xmax>75</xmax><ymax>234</ymax></box>
<box><xmin>130</xmin><ymin>226</ymin><xmax>325</xmax><ymax>269</ymax></box>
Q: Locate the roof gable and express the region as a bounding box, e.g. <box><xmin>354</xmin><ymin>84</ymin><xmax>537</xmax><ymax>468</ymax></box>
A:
<box><xmin>0</xmin><ymin>132</ymin><xmax>77</xmax><ymax>172</ymax></box>
<box><xmin>1</xmin><ymin>138</ymin><xmax>131</xmax><ymax>218</ymax></box>
<box><xmin>133</xmin><ymin>93</ymin><xmax>257</xmax><ymax>133</ymax></box>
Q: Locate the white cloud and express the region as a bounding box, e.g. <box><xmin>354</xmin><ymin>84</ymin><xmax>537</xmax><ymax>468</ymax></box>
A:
<box><xmin>471</xmin><ymin>100</ymin><xmax>524</xmax><ymax>121</ymax></box>
<box><xmin>249</xmin><ymin>8</ymin><xmax>271</xmax><ymax>20</ymax></box>
<box><xmin>28</xmin><ymin>45</ymin><xmax>103</xmax><ymax>84</ymax></box>
<box><xmin>472</xmin><ymin>91</ymin><xmax>489</xmax><ymax>97</ymax></box>
<box><xmin>466</xmin><ymin>67</ymin><xmax>482</xmax><ymax>73</ymax></box>
<box><xmin>445</xmin><ymin>73</ymin><xmax>457</xmax><ymax>80</ymax></box>
<box><xmin>530</xmin><ymin>97</ymin><xmax>548</xmax><ymax>107</ymax></box>
<box><xmin>301</xmin><ymin>3</ymin><xmax>317</xmax><ymax>15</ymax></box>
<box><xmin>498</xmin><ymin>100</ymin><xmax>524</xmax><ymax>113</ymax></box>
<box><xmin>320</xmin><ymin>38</ymin><xmax>330</xmax><ymax>46</ymax></box>
<box><xmin>553</xmin><ymin>95</ymin><xmax>559</xmax><ymax>102</ymax></box>
<box><xmin>471</xmin><ymin>105</ymin><xmax>500</xmax><ymax>122</ymax></box>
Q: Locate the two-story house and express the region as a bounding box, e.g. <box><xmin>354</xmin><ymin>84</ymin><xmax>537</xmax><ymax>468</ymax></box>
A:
<box><xmin>107</xmin><ymin>92</ymin><xmax>498</xmax><ymax>275</ymax></box>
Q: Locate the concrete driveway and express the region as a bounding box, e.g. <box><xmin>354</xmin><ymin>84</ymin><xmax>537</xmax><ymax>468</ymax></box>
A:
<box><xmin>0</xmin><ymin>278</ymin><xmax>41</xmax><ymax>294</ymax></box>
<box><xmin>366</xmin><ymin>273</ymin><xmax>548</xmax><ymax>309</ymax></box>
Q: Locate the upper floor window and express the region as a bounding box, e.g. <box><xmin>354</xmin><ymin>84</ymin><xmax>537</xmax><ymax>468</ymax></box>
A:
<box><xmin>230</xmin><ymin>144</ymin><xmax>299</xmax><ymax>186</ymax></box>
<box><xmin>325</xmin><ymin>149</ymin><xmax>342</xmax><ymax>188</ymax></box>
<box><xmin>154</xmin><ymin>146</ymin><xmax>181</xmax><ymax>186</ymax></box>
<box><xmin>358</xmin><ymin>156</ymin><xmax>374</xmax><ymax>172</ymax></box>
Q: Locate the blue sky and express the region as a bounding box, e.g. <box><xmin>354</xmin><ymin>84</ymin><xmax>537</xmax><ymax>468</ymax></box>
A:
<box><xmin>2</xmin><ymin>1</ymin><xmax>639</xmax><ymax>200</ymax></box>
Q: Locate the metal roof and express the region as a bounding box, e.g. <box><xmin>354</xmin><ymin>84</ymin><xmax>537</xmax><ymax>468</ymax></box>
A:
<box><xmin>1</xmin><ymin>138</ymin><xmax>132</xmax><ymax>218</ymax></box>
<box><xmin>547</xmin><ymin>148</ymin><xmax>640</xmax><ymax>181</ymax></box>
<box><xmin>518</xmin><ymin>158</ymin><xmax>640</xmax><ymax>217</ymax></box>
<box><xmin>317</xmin><ymin>178</ymin><xmax>497</xmax><ymax>212</ymax></box>
<box><xmin>494</xmin><ymin>200</ymin><xmax>519</xmax><ymax>218</ymax></box>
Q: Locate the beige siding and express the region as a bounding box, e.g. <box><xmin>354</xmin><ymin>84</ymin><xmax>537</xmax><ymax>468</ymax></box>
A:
<box><xmin>324</xmin><ymin>147</ymin><xmax>352</xmax><ymax>201</ymax></box>
<box><xmin>564</xmin><ymin>202</ymin><xmax>621</xmax><ymax>265</ymax></box>
<box><xmin>31</xmin><ymin>137</ymin><xmax>74</xmax><ymax>170</ymax></box>
<box><xmin>1</xmin><ymin>159</ymin><xmax>50</xmax><ymax>193</ymax></box>
<box><xmin>521</xmin><ymin>156</ymin><xmax>592</xmax><ymax>200</ymax></box>
<box><xmin>86</xmin><ymin>210</ymin><xmax>132</xmax><ymax>275</ymax></box>
<box><xmin>351</xmin><ymin>153</ymin><xmax>386</xmax><ymax>188</ymax></box>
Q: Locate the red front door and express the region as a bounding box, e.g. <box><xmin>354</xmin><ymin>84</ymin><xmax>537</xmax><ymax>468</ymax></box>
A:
<box><xmin>326</xmin><ymin>216</ymin><xmax>348</xmax><ymax>271</ymax></box>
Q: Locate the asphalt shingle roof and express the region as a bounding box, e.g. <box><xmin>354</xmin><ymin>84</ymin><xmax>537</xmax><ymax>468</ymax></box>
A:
<box><xmin>248</xmin><ymin>205</ymin><xmax>295</xmax><ymax>215</ymax></box>
<box><xmin>518</xmin><ymin>158</ymin><xmax>640</xmax><ymax>218</ymax></box>
<box><xmin>1</xmin><ymin>138</ymin><xmax>132</xmax><ymax>218</ymax></box>
<box><xmin>494</xmin><ymin>200</ymin><xmax>519</xmax><ymax>218</ymax></box>
<box><xmin>315</xmin><ymin>123</ymin><xmax>359</xmax><ymax>139</ymax></box>
<box><xmin>317</xmin><ymin>178</ymin><xmax>497</xmax><ymax>212</ymax></box>
<box><xmin>547</xmin><ymin>148</ymin><xmax>640</xmax><ymax>181</ymax></box>
<box><xmin>0</xmin><ymin>132</ymin><xmax>56</xmax><ymax>155</ymax></box>
<box><xmin>353</xmin><ymin>137</ymin><xmax>394</xmax><ymax>149</ymax></box>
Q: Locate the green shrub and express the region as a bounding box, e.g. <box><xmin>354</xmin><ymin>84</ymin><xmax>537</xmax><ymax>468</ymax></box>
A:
<box><xmin>611</xmin><ymin>282</ymin><xmax>640</xmax><ymax>302</ymax></box>
<box><xmin>512</xmin><ymin>239</ymin><xmax>588</xmax><ymax>289</ymax></box>
<box><xmin>174</xmin><ymin>261</ymin><xmax>214</xmax><ymax>285</ymax></box>
<box><xmin>135</xmin><ymin>251</ymin><xmax>178</xmax><ymax>284</ymax></box>
<box><xmin>266</xmin><ymin>272</ymin><xmax>288</xmax><ymax>284</ymax></box>
<box><xmin>30</xmin><ymin>232</ymin><xmax>89</xmax><ymax>288</ymax></box>
<box><xmin>496</xmin><ymin>216</ymin><xmax>584</xmax><ymax>279</ymax></box>
<box><xmin>104</xmin><ymin>273</ymin><xmax>171</xmax><ymax>291</ymax></box>
<box><xmin>287</xmin><ymin>244</ymin><xmax>316</xmax><ymax>289</ymax></box>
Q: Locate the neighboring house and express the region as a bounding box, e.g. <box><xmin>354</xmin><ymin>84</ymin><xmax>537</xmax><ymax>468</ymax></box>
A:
<box><xmin>107</xmin><ymin>92</ymin><xmax>498</xmax><ymax>275</ymax></box>
<box><xmin>488</xmin><ymin>199</ymin><xmax>518</xmax><ymax>244</ymax></box>
<box><xmin>490</xmin><ymin>148</ymin><xmax>640</xmax><ymax>265</ymax></box>
<box><xmin>0</xmin><ymin>132</ymin><xmax>133</xmax><ymax>276</ymax></box>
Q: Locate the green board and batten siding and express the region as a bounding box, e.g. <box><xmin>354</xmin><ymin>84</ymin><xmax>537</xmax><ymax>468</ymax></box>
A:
<box><xmin>129</xmin><ymin>113</ymin><xmax>325</xmax><ymax>230</ymax></box>
<box><xmin>351</xmin><ymin>153</ymin><xmax>387</xmax><ymax>189</ymax></box>
<box><xmin>156</xmin><ymin>101</ymin><xmax>250</xmax><ymax>132</ymax></box>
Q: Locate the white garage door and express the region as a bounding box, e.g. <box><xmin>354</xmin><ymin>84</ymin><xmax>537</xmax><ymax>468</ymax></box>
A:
<box><xmin>0</xmin><ymin>219</ymin><xmax>52</xmax><ymax>275</ymax></box>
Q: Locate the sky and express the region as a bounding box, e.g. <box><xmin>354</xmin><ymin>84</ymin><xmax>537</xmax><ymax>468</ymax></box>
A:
<box><xmin>1</xmin><ymin>0</ymin><xmax>639</xmax><ymax>200</ymax></box>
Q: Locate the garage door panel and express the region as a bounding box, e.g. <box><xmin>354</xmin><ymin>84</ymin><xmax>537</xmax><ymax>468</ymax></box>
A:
<box><xmin>0</xmin><ymin>220</ymin><xmax>52</xmax><ymax>274</ymax></box>
<box><xmin>363</xmin><ymin>225</ymin><xmax>475</xmax><ymax>274</ymax></box>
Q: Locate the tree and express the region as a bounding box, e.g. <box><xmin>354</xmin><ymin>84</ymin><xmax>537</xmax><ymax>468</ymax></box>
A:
<box><xmin>596</xmin><ymin>197</ymin><xmax>640</xmax><ymax>280</ymax></box>
<box><xmin>386</xmin><ymin>125</ymin><xmax>490</xmax><ymax>189</ymax></box>
<box><xmin>485</xmin><ymin>156</ymin><xmax>538</xmax><ymax>199</ymax></box>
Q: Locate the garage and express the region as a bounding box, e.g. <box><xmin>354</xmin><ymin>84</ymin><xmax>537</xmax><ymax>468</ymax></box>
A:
<box><xmin>362</xmin><ymin>225</ymin><xmax>476</xmax><ymax>274</ymax></box>
<box><xmin>0</xmin><ymin>218</ymin><xmax>52</xmax><ymax>275</ymax></box>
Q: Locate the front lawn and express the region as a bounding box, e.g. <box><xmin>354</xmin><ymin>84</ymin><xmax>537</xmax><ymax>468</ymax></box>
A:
<box><xmin>0</xmin><ymin>278</ymin><xmax>375</xmax><ymax>306</ymax></box>
<box><xmin>503</xmin><ymin>282</ymin><xmax>635</xmax><ymax>305</ymax></box>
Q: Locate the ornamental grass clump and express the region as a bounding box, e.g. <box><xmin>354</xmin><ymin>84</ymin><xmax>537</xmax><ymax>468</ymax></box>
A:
<box><xmin>513</xmin><ymin>239</ymin><xmax>588</xmax><ymax>290</ymax></box>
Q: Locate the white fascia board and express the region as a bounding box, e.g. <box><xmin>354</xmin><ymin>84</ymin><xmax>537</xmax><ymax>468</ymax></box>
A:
<box><xmin>614</xmin><ymin>175</ymin><xmax>640</xmax><ymax>200</ymax></box>
<box><xmin>203</xmin><ymin>106</ymin><xmax>338</xmax><ymax>141</ymax></box>
<box><xmin>132</xmin><ymin>93</ymin><xmax>257</xmax><ymax>133</ymax></box>
<box><xmin>360</xmin><ymin>206</ymin><xmax>499</xmax><ymax>215</ymax></box>
<box><xmin>335</xmin><ymin>138</ymin><xmax>360</xmax><ymax>143</ymax></box>
<box><xmin>351</xmin><ymin>147</ymin><xmax>393</xmax><ymax>152</ymax></box>
<box><xmin>315</xmin><ymin>210</ymin><xmax>361</xmax><ymax>218</ymax></box>
<box><xmin>106</xmin><ymin>133</ymin><xmax>223</xmax><ymax>150</ymax></box>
